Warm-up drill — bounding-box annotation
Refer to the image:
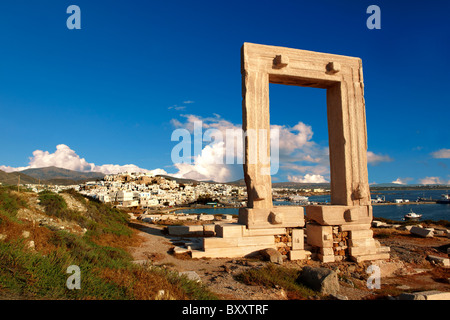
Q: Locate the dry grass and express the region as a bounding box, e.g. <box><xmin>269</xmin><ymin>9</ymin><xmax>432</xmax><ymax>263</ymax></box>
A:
<box><xmin>99</xmin><ymin>267</ymin><xmax>189</xmax><ymax>300</ymax></box>
<box><xmin>90</xmin><ymin>228</ymin><xmax>145</xmax><ymax>250</ymax></box>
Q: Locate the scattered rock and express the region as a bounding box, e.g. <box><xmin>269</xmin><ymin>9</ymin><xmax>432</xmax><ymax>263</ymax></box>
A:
<box><xmin>260</xmin><ymin>248</ymin><xmax>284</xmax><ymax>264</ymax></box>
<box><xmin>400</xmin><ymin>225</ymin><xmax>414</xmax><ymax>232</ymax></box>
<box><xmin>410</xmin><ymin>226</ymin><xmax>434</xmax><ymax>238</ymax></box>
<box><xmin>427</xmin><ymin>255</ymin><xmax>450</xmax><ymax>267</ymax></box>
<box><xmin>399</xmin><ymin>290</ymin><xmax>450</xmax><ymax>300</ymax></box>
<box><xmin>179</xmin><ymin>271</ymin><xmax>201</xmax><ymax>282</ymax></box>
<box><xmin>22</xmin><ymin>231</ymin><xmax>30</xmax><ymax>239</ymax></box>
<box><xmin>297</xmin><ymin>266</ymin><xmax>340</xmax><ymax>296</ymax></box>
<box><xmin>372</xmin><ymin>221</ymin><xmax>388</xmax><ymax>228</ymax></box>
<box><xmin>330</xmin><ymin>293</ymin><xmax>348</xmax><ymax>300</ymax></box>
<box><xmin>396</xmin><ymin>285</ymin><xmax>411</xmax><ymax>290</ymax></box>
<box><xmin>0</xmin><ymin>234</ymin><xmax>6</xmax><ymax>241</ymax></box>
<box><xmin>27</xmin><ymin>240</ymin><xmax>35</xmax><ymax>250</ymax></box>
<box><xmin>222</xmin><ymin>265</ymin><xmax>232</xmax><ymax>274</ymax></box>
<box><xmin>173</xmin><ymin>246</ymin><xmax>190</xmax><ymax>254</ymax></box>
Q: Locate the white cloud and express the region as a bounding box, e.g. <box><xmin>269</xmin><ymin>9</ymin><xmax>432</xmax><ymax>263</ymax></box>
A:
<box><xmin>431</xmin><ymin>148</ymin><xmax>450</xmax><ymax>159</ymax></box>
<box><xmin>0</xmin><ymin>144</ymin><xmax>166</xmax><ymax>176</ymax></box>
<box><xmin>367</xmin><ymin>151</ymin><xmax>393</xmax><ymax>165</ymax></box>
<box><xmin>418</xmin><ymin>176</ymin><xmax>443</xmax><ymax>185</ymax></box>
<box><xmin>171</xmin><ymin>142</ymin><xmax>242</xmax><ymax>183</ymax></box>
<box><xmin>169</xmin><ymin>114</ymin><xmax>243</xmax><ymax>182</ymax></box>
<box><xmin>287</xmin><ymin>174</ymin><xmax>328</xmax><ymax>183</ymax></box>
<box><xmin>168</xmin><ymin>105</ymin><xmax>186</xmax><ymax>111</ymax></box>
<box><xmin>391</xmin><ymin>177</ymin><xmax>412</xmax><ymax>185</ymax></box>
<box><xmin>169</xmin><ymin>114</ymin><xmax>331</xmax><ymax>182</ymax></box>
<box><xmin>183</xmin><ymin>100</ymin><xmax>195</xmax><ymax>104</ymax></box>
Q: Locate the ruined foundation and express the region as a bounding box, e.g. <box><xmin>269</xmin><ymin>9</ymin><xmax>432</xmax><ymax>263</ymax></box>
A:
<box><xmin>192</xmin><ymin>43</ymin><xmax>390</xmax><ymax>262</ymax></box>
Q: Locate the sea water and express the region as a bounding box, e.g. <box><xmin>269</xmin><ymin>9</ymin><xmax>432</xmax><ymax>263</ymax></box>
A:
<box><xmin>180</xmin><ymin>189</ymin><xmax>450</xmax><ymax>222</ymax></box>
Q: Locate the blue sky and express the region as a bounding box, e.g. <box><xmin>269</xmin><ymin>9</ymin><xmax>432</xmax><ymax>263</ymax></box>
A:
<box><xmin>0</xmin><ymin>0</ymin><xmax>449</xmax><ymax>184</ymax></box>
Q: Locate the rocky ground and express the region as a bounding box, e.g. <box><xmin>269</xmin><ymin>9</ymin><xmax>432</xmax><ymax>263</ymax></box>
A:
<box><xmin>126</xmin><ymin>220</ymin><xmax>450</xmax><ymax>300</ymax></box>
<box><xmin>7</xmin><ymin>191</ymin><xmax>449</xmax><ymax>300</ymax></box>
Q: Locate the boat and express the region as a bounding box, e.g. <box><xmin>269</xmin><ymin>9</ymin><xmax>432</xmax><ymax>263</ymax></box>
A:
<box><xmin>288</xmin><ymin>195</ymin><xmax>309</xmax><ymax>203</ymax></box>
<box><xmin>436</xmin><ymin>193</ymin><xmax>450</xmax><ymax>204</ymax></box>
<box><xmin>403</xmin><ymin>210</ymin><xmax>422</xmax><ymax>220</ymax></box>
<box><xmin>371</xmin><ymin>195</ymin><xmax>385</xmax><ymax>203</ymax></box>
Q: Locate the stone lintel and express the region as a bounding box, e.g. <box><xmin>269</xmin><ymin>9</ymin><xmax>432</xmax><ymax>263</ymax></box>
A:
<box><xmin>305</xmin><ymin>205</ymin><xmax>372</xmax><ymax>226</ymax></box>
<box><xmin>238</xmin><ymin>206</ymin><xmax>304</xmax><ymax>229</ymax></box>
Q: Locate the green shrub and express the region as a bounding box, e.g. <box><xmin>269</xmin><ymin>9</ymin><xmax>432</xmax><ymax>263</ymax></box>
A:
<box><xmin>0</xmin><ymin>187</ymin><xmax>27</xmax><ymax>222</ymax></box>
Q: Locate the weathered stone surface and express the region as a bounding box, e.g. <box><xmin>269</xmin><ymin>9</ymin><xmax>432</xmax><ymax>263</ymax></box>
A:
<box><xmin>198</xmin><ymin>214</ymin><xmax>214</xmax><ymax>221</ymax></box>
<box><xmin>427</xmin><ymin>255</ymin><xmax>450</xmax><ymax>267</ymax></box>
<box><xmin>306</xmin><ymin>224</ymin><xmax>333</xmax><ymax>248</ymax></box>
<box><xmin>203</xmin><ymin>224</ymin><xmax>216</xmax><ymax>236</ymax></box>
<box><xmin>260</xmin><ymin>248</ymin><xmax>284</xmax><ymax>264</ymax></box>
<box><xmin>179</xmin><ymin>271</ymin><xmax>201</xmax><ymax>283</ymax></box>
<box><xmin>215</xmin><ymin>224</ymin><xmax>244</xmax><ymax>238</ymax></box>
<box><xmin>167</xmin><ymin>225</ymin><xmax>203</xmax><ymax>236</ymax></box>
<box><xmin>190</xmin><ymin>43</ymin><xmax>389</xmax><ymax>261</ymax></box>
<box><xmin>238</xmin><ymin>206</ymin><xmax>304</xmax><ymax>229</ymax></box>
<box><xmin>297</xmin><ymin>266</ymin><xmax>340</xmax><ymax>295</ymax></box>
<box><xmin>291</xmin><ymin>228</ymin><xmax>304</xmax><ymax>250</ymax></box>
<box><xmin>372</xmin><ymin>221</ymin><xmax>388</xmax><ymax>228</ymax></box>
<box><xmin>289</xmin><ymin>250</ymin><xmax>311</xmax><ymax>261</ymax></box>
<box><xmin>306</xmin><ymin>205</ymin><xmax>372</xmax><ymax>226</ymax></box>
<box><xmin>399</xmin><ymin>290</ymin><xmax>450</xmax><ymax>300</ymax></box>
<box><xmin>410</xmin><ymin>226</ymin><xmax>434</xmax><ymax>238</ymax></box>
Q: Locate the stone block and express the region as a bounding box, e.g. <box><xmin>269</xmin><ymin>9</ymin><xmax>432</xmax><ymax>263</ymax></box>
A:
<box><xmin>348</xmin><ymin>238</ymin><xmax>376</xmax><ymax>248</ymax></box>
<box><xmin>167</xmin><ymin>225</ymin><xmax>203</xmax><ymax>236</ymax></box>
<box><xmin>215</xmin><ymin>224</ymin><xmax>244</xmax><ymax>238</ymax></box>
<box><xmin>317</xmin><ymin>254</ymin><xmax>335</xmax><ymax>263</ymax></box>
<box><xmin>306</xmin><ymin>224</ymin><xmax>333</xmax><ymax>248</ymax></box>
<box><xmin>349</xmin><ymin>245</ymin><xmax>379</xmax><ymax>256</ymax></box>
<box><xmin>291</xmin><ymin>229</ymin><xmax>304</xmax><ymax>250</ymax></box>
<box><xmin>289</xmin><ymin>250</ymin><xmax>311</xmax><ymax>261</ymax></box>
<box><xmin>371</xmin><ymin>221</ymin><xmax>388</xmax><ymax>228</ymax></box>
<box><xmin>399</xmin><ymin>290</ymin><xmax>450</xmax><ymax>300</ymax></box>
<box><xmin>320</xmin><ymin>247</ymin><xmax>334</xmax><ymax>256</ymax></box>
<box><xmin>410</xmin><ymin>226</ymin><xmax>434</xmax><ymax>238</ymax></box>
<box><xmin>198</xmin><ymin>214</ymin><xmax>214</xmax><ymax>221</ymax></box>
<box><xmin>349</xmin><ymin>229</ymin><xmax>373</xmax><ymax>240</ymax></box>
<box><xmin>238</xmin><ymin>206</ymin><xmax>304</xmax><ymax>229</ymax></box>
<box><xmin>339</xmin><ymin>223</ymin><xmax>372</xmax><ymax>232</ymax></box>
<box><xmin>203</xmin><ymin>235</ymin><xmax>275</xmax><ymax>250</ymax></box>
<box><xmin>242</xmin><ymin>227</ymin><xmax>286</xmax><ymax>237</ymax></box>
<box><xmin>203</xmin><ymin>224</ymin><xmax>216</xmax><ymax>236</ymax></box>
<box><xmin>306</xmin><ymin>205</ymin><xmax>372</xmax><ymax>226</ymax></box>
<box><xmin>191</xmin><ymin>245</ymin><xmax>278</xmax><ymax>259</ymax></box>
<box><xmin>350</xmin><ymin>253</ymin><xmax>390</xmax><ymax>263</ymax></box>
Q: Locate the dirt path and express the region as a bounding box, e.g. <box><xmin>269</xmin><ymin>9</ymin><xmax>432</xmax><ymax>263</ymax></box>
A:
<box><xmin>126</xmin><ymin>221</ymin><xmax>287</xmax><ymax>300</ymax></box>
<box><xmin>126</xmin><ymin>221</ymin><xmax>450</xmax><ymax>300</ymax></box>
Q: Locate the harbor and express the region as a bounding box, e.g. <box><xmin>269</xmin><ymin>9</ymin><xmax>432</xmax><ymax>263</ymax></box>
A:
<box><xmin>175</xmin><ymin>189</ymin><xmax>450</xmax><ymax>223</ymax></box>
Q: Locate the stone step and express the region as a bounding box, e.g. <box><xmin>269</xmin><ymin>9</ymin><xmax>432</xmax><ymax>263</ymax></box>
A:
<box><xmin>350</xmin><ymin>253</ymin><xmax>390</xmax><ymax>263</ymax></box>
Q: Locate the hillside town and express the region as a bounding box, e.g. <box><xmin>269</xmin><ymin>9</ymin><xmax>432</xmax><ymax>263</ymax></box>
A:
<box><xmin>22</xmin><ymin>172</ymin><xmax>328</xmax><ymax>210</ymax></box>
